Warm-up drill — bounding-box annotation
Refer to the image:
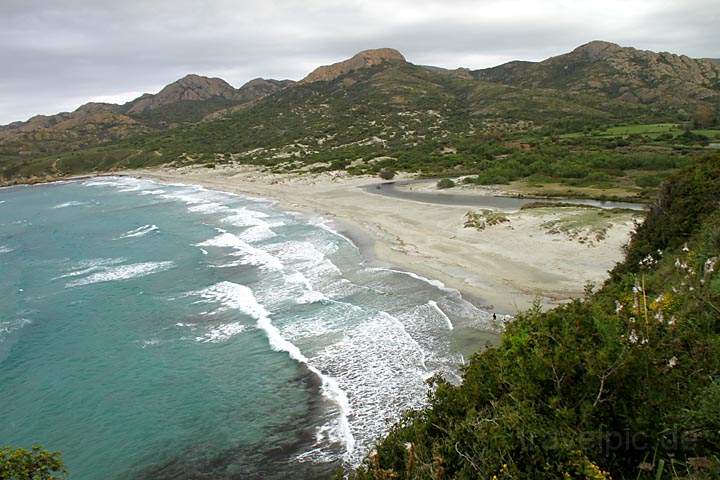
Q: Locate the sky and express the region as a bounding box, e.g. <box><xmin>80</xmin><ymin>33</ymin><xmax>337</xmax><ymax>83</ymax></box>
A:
<box><xmin>1</xmin><ymin>0</ymin><xmax>718</xmax><ymax>125</ymax></box>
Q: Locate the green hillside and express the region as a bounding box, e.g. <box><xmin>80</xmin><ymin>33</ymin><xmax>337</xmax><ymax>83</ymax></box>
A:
<box><xmin>1</xmin><ymin>43</ymin><xmax>718</xmax><ymax>191</ymax></box>
<box><xmin>349</xmin><ymin>154</ymin><xmax>720</xmax><ymax>479</ymax></box>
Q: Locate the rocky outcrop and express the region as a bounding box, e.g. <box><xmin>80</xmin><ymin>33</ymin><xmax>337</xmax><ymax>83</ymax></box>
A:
<box><xmin>301</xmin><ymin>48</ymin><xmax>406</xmax><ymax>83</ymax></box>
<box><xmin>473</xmin><ymin>40</ymin><xmax>720</xmax><ymax>107</ymax></box>
<box><xmin>233</xmin><ymin>78</ymin><xmax>294</xmax><ymax>103</ymax></box>
<box><xmin>125</xmin><ymin>74</ymin><xmax>237</xmax><ymax>114</ymax></box>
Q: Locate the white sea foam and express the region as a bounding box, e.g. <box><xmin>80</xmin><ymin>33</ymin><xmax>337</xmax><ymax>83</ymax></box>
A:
<box><xmin>192</xmin><ymin>281</ymin><xmax>355</xmax><ymax>458</ymax></box>
<box><xmin>84</xmin><ymin>177</ymin><xmax>152</xmax><ymax>192</ymax></box>
<box><xmin>238</xmin><ymin>225</ymin><xmax>276</xmax><ymax>242</ymax></box>
<box><xmin>428</xmin><ymin>300</ymin><xmax>453</xmax><ymax>330</ymax></box>
<box><xmin>159</xmin><ymin>189</ymin><xmax>211</xmax><ymax>205</ymax></box>
<box><xmin>297</xmin><ymin>290</ymin><xmax>328</xmax><ymax>304</ymax></box>
<box><xmin>83</xmin><ymin>179</ymin><xmax>120</xmax><ymax>187</ymax></box>
<box><xmin>0</xmin><ymin>245</ymin><xmax>13</xmax><ymax>254</ymax></box>
<box><xmin>221</xmin><ymin>208</ymin><xmax>272</xmax><ymax>227</ymax></box>
<box><xmin>308</xmin><ymin>310</ymin><xmax>433</xmax><ymax>463</ymax></box>
<box><xmin>137</xmin><ymin>188</ymin><xmax>166</xmax><ymax>196</ymax></box>
<box><xmin>312</xmin><ymin>218</ymin><xmax>359</xmax><ymax>250</ymax></box>
<box><xmin>65</xmin><ymin>261</ymin><xmax>174</xmax><ymax>287</ymax></box>
<box><xmin>52</xmin><ymin>201</ymin><xmax>87</xmax><ymax>209</ymax></box>
<box><xmin>368</xmin><ymin>267</ymin><xmax>450</xmax><ymax>291</ymax></box>
<box><xmin>380</xmin><ymin>311</ymin><xmax>427</xmax><ymax>369</ymax></box>
<box><xmin>268</xmin><ymin>241</ymin><xmax>340</xmax><ymax>283</ymax></box>
<box><xmin>53</xmin><ymin>257</ymin><xmax>127</xmax><ymax>279</ymax></box>
<box><xmin>0</xmin><ymin>318</ymin><xmax>32</xmax><ymax>337</ymax></box>
<box><xmin>117</xmin><ymin>224</ymin><xmax>159</xmax><ymax>239</ymax></box>
<box><xmin>195</xmin><ymin>322</ymin><xmax>246</xmax><ymax>343</ymax></box>
<box><xmin>285</xmin><ymin>271</ymin><xmax>313</xmax><ymax>289</ymax></box>
<box><xmin>197</xmin><ymin>232</ymin><xmax>283</xmax><ymax>271</ymax></box>
<box><xmin>188</xmin><ymin>202</ymin><xmax>231</xmax><ymax>214</ymax></box>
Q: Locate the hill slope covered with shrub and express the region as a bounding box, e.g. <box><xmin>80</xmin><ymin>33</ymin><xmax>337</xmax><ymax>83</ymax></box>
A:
<box><xmin>351</xmin><ymin>154</ymin><xmax>720</xmax><ymax>480</ymax></box>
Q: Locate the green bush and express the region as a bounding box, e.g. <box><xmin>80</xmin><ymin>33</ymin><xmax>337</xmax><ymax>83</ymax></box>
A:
<box><xmin>378</xmin><ymin>168</ymin><xmax>396</xmax><ymax>180</ymax></box>
<box><xmin>436</xmin><ymin>178</ymin><xmax>455</xmax><ymax>189</ymax></box>
<box><xmin>634</xmin><ymin>174</ymin><xmax>663</xmax><ymax>188</ymax></box>
<box><xmin>0</xmin><ymin>446</ymin><xmax>66</xmax><ymax>479</ymax></box>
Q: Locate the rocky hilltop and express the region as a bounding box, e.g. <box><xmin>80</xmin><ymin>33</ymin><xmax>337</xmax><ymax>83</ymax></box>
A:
<box><xmin>301</xmin><ymin>48</ymin><xmax>406</xmax><ymax>83</ymax></box>
<box><xmin>473</xmin><ymin>40</ymin><xmax>720</xmax><ymax>106</ymax></box>
<box><xmin>125</xmin><ymin>74</ymin><xmax>237</xmax><ymax>114</ymax></box>
<box><xmin>0</xmin><ymin>74</ymin><xmax>291</xmax><ymax>152</ymax></box>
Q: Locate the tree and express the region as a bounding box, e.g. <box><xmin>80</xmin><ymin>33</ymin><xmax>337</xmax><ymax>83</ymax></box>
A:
<box><xmin>692</xmin><ymin>104</ymin><xmax>716</xmax><ymax>128</ymax></box>
<box><xmin>378</xmin><ymin>168</ymin><xmax>396</xmax><ymax>181</ymax></box>
<box><xmin>0</xmin><ymin>446</ymin><xmax>66</xmax><ymax>480</ymax></box>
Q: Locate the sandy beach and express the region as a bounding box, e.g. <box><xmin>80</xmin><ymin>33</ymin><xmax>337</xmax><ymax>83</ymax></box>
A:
<box><xmin>120</xmin><ymin>164</ymin><xmax>641</xmax><ymax>314</ymax></box>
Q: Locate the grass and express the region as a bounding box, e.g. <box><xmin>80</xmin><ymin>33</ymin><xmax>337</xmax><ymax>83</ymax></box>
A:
<box><xmin>531</xmin><ymin>207</ymin><xmax>639</xmax><ymax>244</ymax></box>
<box><xmin>503</xmin><ymin>179</ymin><xmax>647</xmax><ymax>202</ymax></box>
<box><xmin>464</xmin><ymin>210</ymin><xmax>510</xmax><ymax>230</ymax></box>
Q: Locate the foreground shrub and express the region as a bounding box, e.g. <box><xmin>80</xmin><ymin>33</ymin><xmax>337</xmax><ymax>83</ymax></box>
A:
<box><xmin>352</xmin><ymin>154</ymin><xmax>720</xmax><ymax>480</ymax></box>
<box><xmin>0</xmin><ymin>446</ymin><xmax>66</xmax><ymax>480</ymax></box>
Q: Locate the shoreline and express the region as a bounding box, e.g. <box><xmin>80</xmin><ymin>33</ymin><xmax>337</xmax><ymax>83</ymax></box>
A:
<box><xmin>118</xmin><ymin>169</ymin><xmax>509</xmax><ymax>311</ymax></box>
<box><xmin>107</xmin><ymin>165</ymin><xmax>639</xmax><ymax>315</ymax></box>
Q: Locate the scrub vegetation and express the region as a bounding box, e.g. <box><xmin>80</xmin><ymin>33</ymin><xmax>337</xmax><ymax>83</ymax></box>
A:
<box><xmin>349</xmin><ymin>155</ymin><xmax>720</xmax><ymax>480</ymax></box>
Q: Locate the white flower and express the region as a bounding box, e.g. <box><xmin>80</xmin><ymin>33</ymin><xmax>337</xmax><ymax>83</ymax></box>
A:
<box><xmin>668</xmin><ymin>316</ymin><xmax>677</xmax><ymax>326</ymax></box>
<box><xmin>629</xmin><ymin>330</ymin><xmax>639</xmax><ymax>344</ymax></box>
<box><xmin>682</xmin><ymin>243</ymin><xmax>690</xmax><ymax>252</ymax></box>
<box><xmin>704</xmin><ymin>257</ymin><xmax>717</xmax><ymax>274</ymax></box>
<box><xmin>668</xmin><ymin>356</ymin><xmax>678</xmax><ymax>368</ymax></box>
<box><xmin>615</xmin><ymin>301</ymin><xmax>624</xmax><ymax>314</ymax></box>
<box><xmin>639</xmin><ymin>254</ymin><xmax>657</xmax><ymax>268</ymax></box>
<box><xmin>405</xmin><ymin>442</ymin><xmax>413</xmax><ymax>451</ymax></box>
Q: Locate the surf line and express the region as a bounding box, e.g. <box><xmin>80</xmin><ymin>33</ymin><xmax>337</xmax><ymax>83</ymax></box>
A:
<box><xmin>428</xmin><ymin>300</ymin><xmax>453</xmax><ymax>330</ymax></box>
<box><xmin>210</xmin><ymin>281</ymin><xmax>356</xmax><ymax>458</ymax></box>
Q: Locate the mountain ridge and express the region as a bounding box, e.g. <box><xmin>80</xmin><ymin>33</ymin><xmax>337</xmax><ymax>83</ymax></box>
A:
<box><xmin>472</xmin><ymin>40</ymin><xmax>720</xmax><ymax>107</ymax></box>
<box><xmin>1</xmin><ymin>41</ymin><xmax>718</xmax><ymax>183</ymax></box>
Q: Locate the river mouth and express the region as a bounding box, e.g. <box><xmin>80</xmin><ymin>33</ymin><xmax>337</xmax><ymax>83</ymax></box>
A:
<box><xmin>363</xmin><ymin>180</ymin><xmax>647</xmax><ymax>212</ymax></box>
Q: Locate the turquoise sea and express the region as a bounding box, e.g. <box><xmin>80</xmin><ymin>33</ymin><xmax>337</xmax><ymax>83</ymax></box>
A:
<box><xmin>0</xmin><ymin>177</ymin><xmax>492</xmax><ymax>479</ymax></box>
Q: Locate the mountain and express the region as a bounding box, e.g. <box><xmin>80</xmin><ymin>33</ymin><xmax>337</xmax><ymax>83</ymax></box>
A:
<box><xmin>124</xmin><ymin>74</ymin><xmax>237</xmax><ymax>114</ymax></box>
<box><xmin>1</xmin><ymin>42</ymin><xmax>719</xmax><ymax>183</ymax></box>
<box><xmin>301</xmin><ymin>48</ymin><xmax>406</xmax><ymax>83</ymax></box>
<box><xmin>473</xmin><ymin>40</ymin><xmax>720</xmax><ymax>109</ymax></box>
<box><xmin>0</xmin><ymin>74</ymin><xmax>292</xmax><ymax>159</ymax></box>
<box><xmin>233</xmin><ymin>78</ymin><xmax>295</xmax><ymax>103</ymax></box>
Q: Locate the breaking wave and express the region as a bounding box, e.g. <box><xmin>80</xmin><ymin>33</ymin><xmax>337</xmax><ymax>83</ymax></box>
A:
<box><xmin>65</xmin><ymin>261</ymin><xmax>174</xmax><ymax>288</ymax></box>
<box><xmin>117</xmin><ymin>224</ymin><xmax>159</xmax><ymax>239</ymax></box>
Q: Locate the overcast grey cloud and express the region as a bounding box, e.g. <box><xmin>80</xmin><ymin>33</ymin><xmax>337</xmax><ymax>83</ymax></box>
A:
<box><xmin>1</xmin><ymin>0</ymin><xmax>718</xmax><ymax>124</ymax></box>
